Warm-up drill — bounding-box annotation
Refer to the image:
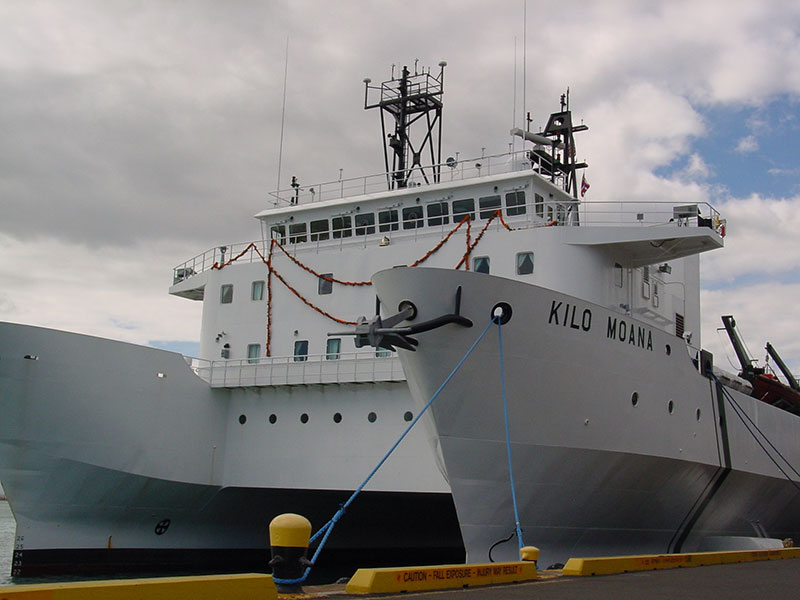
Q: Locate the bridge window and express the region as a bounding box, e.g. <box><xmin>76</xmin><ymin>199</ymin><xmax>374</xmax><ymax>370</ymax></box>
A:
<box><xmin>378</xmin><ymin>209</ymin><xmax>399</xmax><ymax>232</ymax></box>
<box><xmin>220</xmin><ymin>284</ymin><xmax>233</xmax><ymax>304</ymax></box>
<box><xmin>452</xmin><ymin>198</ymin><xmax>475</xmax><ymax>222</ymax></box>
<box><xmin>293</xmin><ymin>340</ymin><xmax>309</xmax><ymax>362</ymax></box>
<box><xmin>473</xmin><ymin>256</ymin><xmax>490</xmax><ymax>274</ymax></box>
<box><xmin>289</xmin><ymin>222</ymin><xmax>307</xmax><ymax>243</ymax></box>
<box><xmin>615</xmin><ymin>263</ymin><xmax>624</xmax><ymax>287</ymax></box>
<box><xmin>332</xmin><ymin>215</ymin><xmax>352</xmax><ymax>238</ymax></box>
<box><xmin>402</xmin><ymin>207</ymin><xmax>424</xmax><ymax>229</ymax></box>
<box><xmin>326</xmin><ymin>338</ymin><xmax>341</xmax><ymax>360</ymax></box>
<box><xmin>251</xmin><ymin>280</ymin><xmax>264</xmax><ymax>301</ymax></box>
<box><xmin>247</xmin><ymin>344</ymin><xmax>261</xmax><ymax>364</ymax></box>
<box><xmin>506</xmin><ymin>191</ymin><xmax>527</xmax><ymax>216</ymax></box>
<box><xmin>479</xmin><ymin>195</ymin><xmax>501</xmax><ymax>219</ymax></box>
<box><xmin>355</xmin><ymin>213</ymin><xmax>376</xmax><ymax>235</ymax></box>
<box><xmin>516</xmin><ymin>252</ymin><xmax>534</xmax><ymax>275</ymax></box>
<box><xmin>270</xmin><ymin>225</ymin><xmax>286</xmax><ymax>244</ymax></box>
<box><xmin>310</xmin><ymin>219</ymin><xmax>329</xmax><ymax>241</ymax></box>
<box><xmin>427</xmin><ymin>201</ymin><xmax>450</xmax><ymax>226</ymax></box>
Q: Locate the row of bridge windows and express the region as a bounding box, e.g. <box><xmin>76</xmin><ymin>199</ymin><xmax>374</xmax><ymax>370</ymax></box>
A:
<box><xmin>270</xmin><ymin>191</ymin><xmax>541</xmax><ymax>244</ymax></box>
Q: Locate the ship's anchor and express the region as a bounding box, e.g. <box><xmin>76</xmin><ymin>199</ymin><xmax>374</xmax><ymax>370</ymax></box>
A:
<box><xmin>331</xmin><ymin>286</ymin><xmax>473</xmax><ymax>351</ymax></box>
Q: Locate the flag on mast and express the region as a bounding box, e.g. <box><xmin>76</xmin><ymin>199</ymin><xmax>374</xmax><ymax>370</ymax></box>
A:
<box><xmin>581</xmin><ymin>174</ymin><xmax>590</xmax><ymax>198</ymax></box>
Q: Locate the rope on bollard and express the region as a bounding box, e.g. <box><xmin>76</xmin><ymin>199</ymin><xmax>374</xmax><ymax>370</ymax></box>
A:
<box><xmin>273</xmin><ymin>316</ymin><xmax>498</xmax><ymax>586</ymax></box>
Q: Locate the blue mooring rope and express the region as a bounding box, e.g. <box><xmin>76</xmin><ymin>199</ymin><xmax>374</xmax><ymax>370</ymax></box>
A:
<box><xmin>496</xmin><ymin>315</ymin><xmax>525</xmax><ymax>554</ymax></box>
<box><xmin>273</xmin><ymin>316</ymin><xmax>498</xmax><ymax>586</ymax></box>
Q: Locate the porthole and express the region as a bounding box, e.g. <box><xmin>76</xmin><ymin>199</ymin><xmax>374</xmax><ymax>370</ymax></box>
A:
<box><xmin>269</xmin><ymin>414</ymin><xmax>277</xmax><ymax>424</ymax></box>
<box><xmin>367</xmin><ymin>412</ymin><xmax>377</xmax><ymax>423</ymax></box>
<box><xmin>238</xmin><ymin>414</ymin><xmax>247</xmax><ymax>425</ymax></box>
<box><xmin>300</xmin><ymin>413</ymin><xmax>309</xmax><ymax>424</ymax></box>
<box><xmin>696</xmin><ymin>408</ymin><xmax>702</xmax><ymax>421</ymax></box>
<box><xmin>403</xmin><ymin>411</ymin><xmax>413</xmax><ymax>422</ymax></box>
<box><xmin>333</xmin><ymin>412</ymin><xmax>342</xmax><ymax>423</ymax></box>
<box><xmin>668</xmin><ymin>400</ymin><xmax>674</xmax><ymax>414</ymax></box>
<box><xmin>665</xmin><ymin>344</ymin><xmax>671</xmax><ymax>356</ymax></box>
<box><xmin>631</xmin><ymin>392</ymin><xmax>639</xmax><ymax>407</ymax></box>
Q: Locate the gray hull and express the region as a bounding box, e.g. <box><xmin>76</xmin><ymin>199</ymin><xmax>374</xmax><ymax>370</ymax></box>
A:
<box><xmin>0</xmin><ymin>321</ymin><xmax>462</xmax><ymax>577</ymax></box>
<box><xmin>372</xmin><ymin>267</ymin><xmax>800</xmax><ymax>567</ymax></box>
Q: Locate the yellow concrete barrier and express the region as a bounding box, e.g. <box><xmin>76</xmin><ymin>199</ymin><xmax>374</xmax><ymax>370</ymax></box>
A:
<box><xmin>346</xmin><ymin>561</ymin><xmax>537</xmax><ymax>594</ymax></box>
<box><xmin>0</xmin><ymin>573</ymin><xmax>276</xmax><ymax>600</ymax></box>
<box><xmin>563</xmin><ymin>547</ymin><xmax>800</xmax><ymax>576</ymax></box>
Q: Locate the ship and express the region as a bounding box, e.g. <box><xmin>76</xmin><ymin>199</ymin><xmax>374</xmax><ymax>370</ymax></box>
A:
<box><xmin>0</xmin><ymin>63</ymin><xmax>480</xmax><ymax>578</ymax></box>
<box><xmin>358</xmin><ymin>96</ymin><xmax>800</xmax><ymax>568</ymax></box>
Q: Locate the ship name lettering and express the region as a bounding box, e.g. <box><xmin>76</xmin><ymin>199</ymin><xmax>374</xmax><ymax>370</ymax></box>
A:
<box><xmin>607</xmin><ymin>317</ymin><xmax>653</xmax><ymax>351</ymax></box>
<box><xmin>548</xmin><ymin>300</ymin><xmax>592</xmax><ymax>332</ymax></box>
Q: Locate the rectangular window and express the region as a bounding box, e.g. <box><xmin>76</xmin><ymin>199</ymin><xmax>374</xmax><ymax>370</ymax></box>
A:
<box><xmin>473</xmin><ymin>256</ymin><xmax>490</xmax><ymax>274</ymax></box>
<box><xmin>220</xmin><ymin>284</ymin><xmax>233</xmax><ymax>304</ymax></box>
<box><xmin>535</xmin><ymin>194</ymin><xmax>544</xmax><ymax>218</ymax></box>
<box><xmin>402</xmin><ymin>206</ymin><xmax>424</xmax><ymax>230</ymax></box>
<box><xmin>318</xmin><ymin>273</ymin><xmax>333</xmax><ymax>295</ymax></box>
<box><xmin>326</xmin><ymin>338</ymin><xmax>341</xmax><ymax>360</ymax></box>
<box><xmin>505</xmin><ymin>191</ymin><xmax>526</xmax><ymax>216</ymax></box>
<box><xmin>614</xmin><ymin>263</ymin><xmax>624</xmax><ymax>288</ymax></box>
<box><xmin>332</xmin><ymin>215</ymin><xmax>352</xmax><ymax>238</ymax></box>
<box><xmin>452</xmin><ymin>198</ymin><xmax>475</xmax><ymax>222</ymax></box>
<box><xmin>293</xmin><ymin>340</ymin><xmax>309</xmax><ymax>362</ymax></box>
<box><xmin>251</xmin><ymin>280</ymin><xmax>265</xmax><ymax>301</ymax></box>
<box><xmin>426</xmin><ymin>201</ymin><xmax>450</xmax><ymax>226</ymax></box>
<box><xmin>310</xmin><ymin>219</ymin><xmax>330</xmax><ymax>241</ymax></box>
<box><xmin>270</xmin><ymin>225</ymin><xmax>286</xmax><ymax>244</ymax></box>
<box><xmin>479</xmin><ymin>195</ymin><xmax>501</xmax><ymax>219</ymax></box>
<box><xmin>355</xmin><ymin>212</ymin><xmax>376</xmax><ymax>236</ymax></box>
<box><xmin>289</xmin><ymin>223</ymin><xmax>307</xmax><ymax>243</ymax></box>
<box><xmin>247</xmin><ymin>344</ymin><xmax>261</xmax><ymax>364</ymax></box>
<box><xmin>641</xmin><ymin>266</ymin><xmax>651</xmax><ymax>299</ymax></box>
<box><xmin>516</xmin><ymin>252</ymin><xmax>534</xmax><ymax>275</ymax></box>
<box><xmin>378</xmin><ymin>209</ymin><xmax>399</xmax><ymax>232</ymax></box>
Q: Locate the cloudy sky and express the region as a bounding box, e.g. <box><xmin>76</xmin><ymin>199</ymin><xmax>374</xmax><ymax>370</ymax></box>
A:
<box><xmin>2</xmin><ymin>0</ymin><xmax>799</xmax><ymax>375</ymax></box>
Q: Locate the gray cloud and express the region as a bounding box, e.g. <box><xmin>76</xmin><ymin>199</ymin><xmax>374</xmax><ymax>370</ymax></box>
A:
<box><xmin>2</xmin><ymin>0</ymin><xmax>800</xmax><ymax>371</ymax></box>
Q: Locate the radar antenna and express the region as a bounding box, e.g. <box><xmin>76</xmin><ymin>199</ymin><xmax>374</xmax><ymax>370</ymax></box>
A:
<box><xmin>364</xmin><ymin>61</ymin><xmax>447</xmax><ymax>190</ymax></box>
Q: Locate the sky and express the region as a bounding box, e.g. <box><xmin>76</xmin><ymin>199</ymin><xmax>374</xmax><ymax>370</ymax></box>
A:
<box><xmin>1</xmin><ymin>0</ymin><xmax>799</xmax><ymax>377</ymax></box>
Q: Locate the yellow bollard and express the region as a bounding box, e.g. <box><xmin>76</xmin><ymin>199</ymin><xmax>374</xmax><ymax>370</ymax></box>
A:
<box><xmin>268</xmin><ymin>513</ymin><xmax>312</xmax><ymax>593</ymax></box>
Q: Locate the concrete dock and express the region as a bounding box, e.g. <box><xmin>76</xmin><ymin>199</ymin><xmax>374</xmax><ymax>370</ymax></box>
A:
<box><xmin>364</xmin><ymin>560</ymin><xmax>800</xmax><ymax>600</ymax></box>
<box><xmin>2</xmin><ymin>549</ymin><xmax>799</xmax><ymax>599</ymax></box>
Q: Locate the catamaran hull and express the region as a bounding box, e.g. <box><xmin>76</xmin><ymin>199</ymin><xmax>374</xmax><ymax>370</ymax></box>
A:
<box><xmin>0</xmin><ymin>321</ymin><xmax>463</xmax><ymax>578</ymax></box>
<box><xmin>371</xmin><ymin>267</ymin><xmax>800</xmax><ymax>567</ymax></box>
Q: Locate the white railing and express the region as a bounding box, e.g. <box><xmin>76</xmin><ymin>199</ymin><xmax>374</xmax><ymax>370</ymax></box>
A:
<box><xmin>267</xmin><ymin>149</ymin><xmax>534</xmax><ymax>207</ymax></box>
<box><xmin>189</xmin><ymin>351</ymin><xmax>405</xmax><ymax>388</ymax></box>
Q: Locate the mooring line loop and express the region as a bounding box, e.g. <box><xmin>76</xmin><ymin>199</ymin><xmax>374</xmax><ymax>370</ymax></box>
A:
<box><xmin>496</xmin><ymin>315</ymin><xmax>525</xmax><ymax>555</ymax></box>
<box><xmin>273</xmin><ymin>315</ymin><xmax>497</xmax><ymax>586</ymax></box>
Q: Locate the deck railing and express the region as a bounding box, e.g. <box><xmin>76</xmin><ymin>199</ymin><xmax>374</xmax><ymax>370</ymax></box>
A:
<box><xmin>189</xmin><ymin>351</ymin><xmax>405</xmax><ymax>388</ymax></box>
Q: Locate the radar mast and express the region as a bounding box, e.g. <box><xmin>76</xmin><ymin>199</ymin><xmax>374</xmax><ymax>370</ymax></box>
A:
<box><xmin>364</xmin><ymin>61</ymin><xmax>447</xmax><ymax>190</ymax></box>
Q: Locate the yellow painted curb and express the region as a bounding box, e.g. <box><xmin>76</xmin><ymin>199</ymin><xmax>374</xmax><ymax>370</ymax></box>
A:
<box><xmin>0</xmin><ymin>573</ymin><xmax>276</xmax><ymax>600</ymax></box>
<box><xmin>346</xmin><ymin>561</ymin><xmax>537</xmax><ymax>594</ymax></box>
<box><xmin>563</xmin><ymin>547</ymin><xmax>800</xmax><ymax>576</ymax></box>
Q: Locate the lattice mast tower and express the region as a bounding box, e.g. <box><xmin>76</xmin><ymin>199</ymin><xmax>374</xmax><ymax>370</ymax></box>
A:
<box><xmin>364</xmin><ymin>61</ymin><xmax>447</xmax><ymax>190</ymax></box>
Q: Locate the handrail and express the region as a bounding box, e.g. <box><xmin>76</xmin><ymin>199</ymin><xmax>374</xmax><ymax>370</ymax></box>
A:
<box><xmin>172</xmin><ymin>199</ymin><xmax>723</xmax><ymax>283</ymax></box>
<box><xmin>188</xmin><ymin>350</ymin><xmax>404</xmax><ymax>388</ymax></box>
